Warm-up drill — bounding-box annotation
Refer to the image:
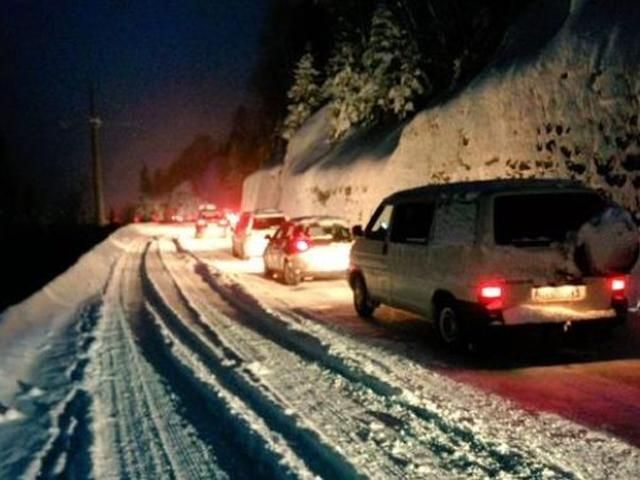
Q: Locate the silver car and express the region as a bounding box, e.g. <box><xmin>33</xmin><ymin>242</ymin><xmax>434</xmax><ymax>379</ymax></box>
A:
<box><xmin>232</xmin><ymin>209</ymin><xmax>287</xmax><ymax>259</ymax></box>
<box><xmin>349</xmin><ymin>179</ymin><xmax>637</xmax><ymax>349</ymax></box>
<box><xmin>263</xmin><ymin>216</ymin><xmax>352</xmax><ymax>285</ymax></box>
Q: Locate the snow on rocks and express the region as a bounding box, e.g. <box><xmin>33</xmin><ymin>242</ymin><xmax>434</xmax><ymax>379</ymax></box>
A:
<box><xmin>0</xmin><ymin>404</ymin><xmax>23</xmax><ymax>424</ymax></box>
<box><xmin>242</xmin><ymin>0</ymin><xmax>640</xmax><ymax>223</ymax></box>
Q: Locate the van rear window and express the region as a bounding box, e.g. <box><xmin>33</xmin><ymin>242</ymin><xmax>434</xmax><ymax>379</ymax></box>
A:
<box><xmin>494</xmin><ymin>192</ymin><xmax>606</xmax><ymax>246</ymax></box>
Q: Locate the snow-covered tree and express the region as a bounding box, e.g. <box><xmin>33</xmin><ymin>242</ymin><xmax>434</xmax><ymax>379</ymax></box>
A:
<box><xmin>360</xmin><ymin>4</ymin><xmax>428</xmax><ymax>122</ymax></box>
<box><xmin>281</xmin><ymin>51</ymin><xmax>322</xmax><ymax>140</ymax></box>
<box><xmin>324</xmin><ymin>4</ymin><xmax>429</xmax><ymax>140</ymax></box>
<box><xmin>323</xmin><ymin>29</ymin><xmax>369</xmax><ymax>140</ymax></box>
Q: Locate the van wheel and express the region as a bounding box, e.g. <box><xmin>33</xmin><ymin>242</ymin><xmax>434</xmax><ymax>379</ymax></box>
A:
<box><xmin>435</xmin><ymin>301</ymin><xmax>467</xmax><ymax>350</ymax></box>
<box><xmin>353</xmin><ymin>275</ymin><xmax>376</xmax><ymax>318</ymax></box>
<box><xmin>283</xmin><ymin>261</ymin><xmax>300</xmax><ymax>286</ymax></box>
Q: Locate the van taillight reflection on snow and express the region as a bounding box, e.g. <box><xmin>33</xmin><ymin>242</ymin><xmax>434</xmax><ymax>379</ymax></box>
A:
<box><xmin>477</xmin><ymin>282</ymin><xmax>504</xmax><ymax>310</ymax></box>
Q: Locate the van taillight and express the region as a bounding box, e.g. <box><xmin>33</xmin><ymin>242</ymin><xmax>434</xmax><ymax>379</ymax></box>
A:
<box><xmin>609</xmin><ymin>276</ymin><xmax>627</xmax><ymax>300</ymax></box>
<box><xmin>478</xmin><ymin>282</ymin><xmax>504</xmax><ymax>310</ymax></box>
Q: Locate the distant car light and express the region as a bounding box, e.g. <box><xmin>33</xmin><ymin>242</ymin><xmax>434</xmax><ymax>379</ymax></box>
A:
<box><xmin>226</xmin><ymin>212</ymin><xmax>239</xmax><ymax>227</ymax></box>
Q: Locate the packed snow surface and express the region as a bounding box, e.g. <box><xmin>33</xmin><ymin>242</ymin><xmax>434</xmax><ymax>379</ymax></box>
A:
<box><xmin>1</xmin><ymin>224</ymin><xmax>639</xmax><ymax>479</ymax></box>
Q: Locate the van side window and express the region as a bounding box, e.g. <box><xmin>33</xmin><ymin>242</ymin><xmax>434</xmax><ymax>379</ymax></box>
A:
<box><xmin>431</xmin><ymin>201</ymin><xmax>477</xmax><ymax>246</ymax></box>
<box><xmin>365</xmin><ymin>204</ymin><xmax>393</xmax><ymax>241</ymax></box>
<box><xmin>390</xmin><ymin>202</ymin><xmax>434</xmax><ymax>244</ymax></box>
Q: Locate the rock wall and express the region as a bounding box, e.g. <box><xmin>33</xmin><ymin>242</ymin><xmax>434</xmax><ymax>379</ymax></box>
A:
<box><xmin>242</xmin><ymin>0</ymin><xmax>640</xmax><ymax>224</ymax></box>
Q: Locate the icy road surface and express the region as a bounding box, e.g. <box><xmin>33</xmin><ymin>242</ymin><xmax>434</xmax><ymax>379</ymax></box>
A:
<box><xmin>1</xmin><ymin>224</ymin><xmax>639</xmax><ymax>479</ymax></box>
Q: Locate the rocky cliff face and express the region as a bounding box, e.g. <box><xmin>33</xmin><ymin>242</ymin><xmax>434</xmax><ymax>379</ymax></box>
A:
<box><xmin>243</xmin><ymin>0</ymin><xmax>640</xmax><ymax>223</ymax></box>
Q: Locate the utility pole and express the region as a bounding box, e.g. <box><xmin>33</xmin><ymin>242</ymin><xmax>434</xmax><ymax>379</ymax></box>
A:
<box><xmin>89</xmin><ymin>83</ymin><xmax>106</xmax><ymax>226</ymax></box>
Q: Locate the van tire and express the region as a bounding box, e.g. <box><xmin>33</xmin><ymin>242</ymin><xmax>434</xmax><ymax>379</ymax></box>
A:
<box><xmin>352</xmin><ymin>275</ymin><xmax>376</xmax><ymax>318</ymax></box>
<box><xmin>434</xmin><ymin>301</ymin><xmax>467</xmax><ymax>350</ymax></box>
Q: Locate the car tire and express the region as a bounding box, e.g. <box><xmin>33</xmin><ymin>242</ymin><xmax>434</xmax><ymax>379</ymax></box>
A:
<box><xmin>352</xmin><ymin>275</ymin><xmax>376</xmax><ymax>318</ymax></box>
<box><xmin>264</xmin><ymin>260</ymin><xmax>274</xmax><ymax>279</ymax></box>
<box><xmin>283</xmin><ymin>261</ymin><xmax>300</xmax><ymax>286</ymax></box>
<box><xmin>434</xmin><ymin>301</ymin><xmax>468</xmax><ymax>350</ymax></box>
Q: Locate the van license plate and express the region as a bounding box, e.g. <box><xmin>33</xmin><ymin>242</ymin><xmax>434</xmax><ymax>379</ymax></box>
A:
<box><xmin>531</xmin><ymin>285</ymin><xmax>586</xmax><ymax>302</ymax></box>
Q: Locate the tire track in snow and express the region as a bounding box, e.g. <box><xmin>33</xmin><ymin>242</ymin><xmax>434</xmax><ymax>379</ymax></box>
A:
<box><xmin>88</xmin><ymin>242</ymin><xmax>227</xmax><ymax>480</ymax></box>
<box><xmin>189</xmin><ymin>246</ymin><xmax>640</xmax><ymax>480</ymax></box>
<box><xmin>141</xmin><ymin>246</ymin><xmax>313</xmax><ymax>479</ymax></box>
<box><xmin>23</xmin><ymin>300</ymin><xmax>101</xmax><ymax>480</ymax></box>
<box><xmin>143</xmin><ymin>241</ymin><xmax>355</xmax><ymax>479</ymax></box>
<box><xmin>159</xmin><ymin>239</ymin><xmax>570</xmax><ymax>479</ymax></box>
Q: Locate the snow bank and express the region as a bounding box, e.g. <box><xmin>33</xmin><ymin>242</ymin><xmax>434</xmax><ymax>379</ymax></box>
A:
<box><xmin>0</xmin><ymin>225</ymin><xmax>157</xmax><ymax>402</ymax></box>
<box><xmin>243</xmin><ymin>0</ymin><xmax>640</xmax><ymax>223</ymax></box>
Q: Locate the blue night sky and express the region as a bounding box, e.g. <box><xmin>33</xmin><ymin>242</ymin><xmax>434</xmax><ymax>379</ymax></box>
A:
<box><xmin>1</xmin><ymin>0</ymin><xmax>268</xmax><ymax>215</ymax></box>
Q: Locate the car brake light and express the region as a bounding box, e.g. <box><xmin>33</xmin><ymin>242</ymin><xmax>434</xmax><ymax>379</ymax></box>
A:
<box><xmin>295</xmin><ymin>239</ymin><xmax>310</xmax><ymax>252</ymax></box>
<box><xmin>609</xmin><ymin>276</ymin><xmax>627</xmax><ymax>300</ymax></box>
<box><xmin>478</xmin><ymin>281</ymin><xmax>504</xmax><ymax>310</ymax></box>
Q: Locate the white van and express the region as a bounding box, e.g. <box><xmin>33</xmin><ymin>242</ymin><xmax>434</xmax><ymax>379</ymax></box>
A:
<box><xmin>349</xmin><ymin>179</ymin><xmax>637</xmax><ymax>348</ymax></box>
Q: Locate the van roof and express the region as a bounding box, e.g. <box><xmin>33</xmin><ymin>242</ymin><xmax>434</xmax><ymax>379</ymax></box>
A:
<box><xmin>385</xmin><ymin>178</ymin><xmax>590</xmax><ymax>203</ymax></box>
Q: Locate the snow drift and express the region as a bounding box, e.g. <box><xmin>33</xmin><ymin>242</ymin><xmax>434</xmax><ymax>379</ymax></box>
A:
<box><xmin>0</xmin><ymin>225</ymin><xmax>157</xmax><ymax>401</ymax></box>
<box><xmin>242</xmin><ymin>0</ymin><xmax>640</xmax><ymax>222</ymax></box>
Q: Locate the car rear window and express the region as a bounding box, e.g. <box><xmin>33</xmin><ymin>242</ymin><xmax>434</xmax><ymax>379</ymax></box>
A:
<box><xmin>494</xmin><ymin>192</ymin><xmax>607</xmax><ymax>246</ymax></box>
<box><xmin>303</xmin><ymin>223</ymin><xmax>352</xmax><ymax>242</ymax></box>
<box><xmin>253</xmin><ymin>216</ymin><xmax>285</xmax><ymax>230</ymax></box>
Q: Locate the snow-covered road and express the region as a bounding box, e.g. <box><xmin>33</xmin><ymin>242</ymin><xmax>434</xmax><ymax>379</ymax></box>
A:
<box><xmin>1</xmin><ymin>225</ymin><xmax>639</xmax><ymax>479</ymax></box>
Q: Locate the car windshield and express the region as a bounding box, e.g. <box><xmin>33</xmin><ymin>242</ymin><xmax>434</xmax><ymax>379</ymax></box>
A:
<box><xmin>253</xmin><ymin>216</ymin><xmax>285</xmax><ymax>230</ymax></box>
<box><xmin>494</xmin><ymin>192</ymin><xmax>607</xmax><ymax>246</ymax></box>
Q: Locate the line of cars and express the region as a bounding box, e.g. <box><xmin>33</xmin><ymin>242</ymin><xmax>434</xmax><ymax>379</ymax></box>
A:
<box><xmin>228</xmin><ymin>209</ymin><xmax>353</xmax><ymax>286</ymax></box>
<box><xmin>196</xmin><ymin>179</ymin><xmax>639</xmax><ymax>350</ymax></box>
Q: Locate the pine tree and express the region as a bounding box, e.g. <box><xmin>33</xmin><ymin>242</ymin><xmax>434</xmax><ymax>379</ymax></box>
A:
<box><xmin>360</xmin><ymin>3</ymin><xmax>428</xmax><ymax>123</ymax></box>
<box><xmin>281</xmin><ymin>51</ymin><xmax>322</xmax><ymax>140</ymax></box>
<box><xmin>323</xmin><ymin>26</ymin><xmax>368</xmax><ymax>140</ymax></box>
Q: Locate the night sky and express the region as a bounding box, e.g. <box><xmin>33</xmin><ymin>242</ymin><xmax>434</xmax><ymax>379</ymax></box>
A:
<box><xmin>1</xmin><ymin>0</ymin><xmax>268</xmax><ymax>218</ymax></box>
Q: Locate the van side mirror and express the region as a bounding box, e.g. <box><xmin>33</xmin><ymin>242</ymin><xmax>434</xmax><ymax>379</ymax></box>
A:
<box><xmin>352</xmin><ymin>225</ymin><xmax>364</xmax><ymax>237</ymax></box>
